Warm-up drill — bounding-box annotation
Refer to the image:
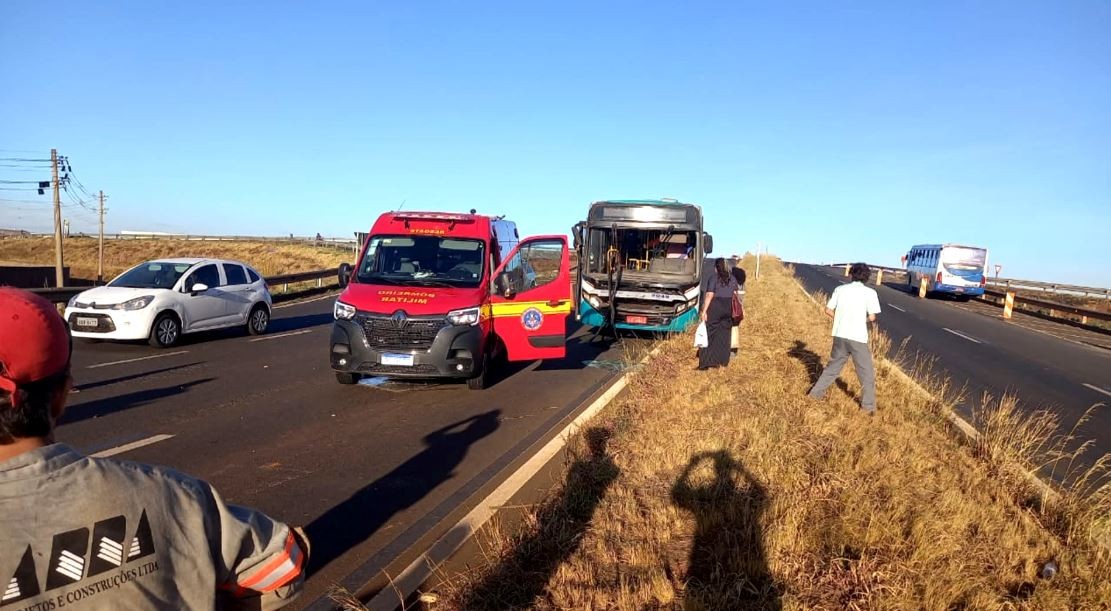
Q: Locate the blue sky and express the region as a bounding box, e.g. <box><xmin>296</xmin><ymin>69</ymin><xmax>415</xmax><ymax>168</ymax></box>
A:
<box><xmin>2</xmin><ymin>1</ymin><xmax>1108</xmax><ymax>285</ymax></box>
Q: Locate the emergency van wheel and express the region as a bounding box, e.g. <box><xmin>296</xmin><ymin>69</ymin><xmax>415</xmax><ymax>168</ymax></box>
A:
<box><xmin>335</xmin><ymin>371</ymin><xmax>361</xmax><ymax>385</ymax></box>
<box><xmin>467</xmin><ymin>352</ymin><xmax>491</xmax><ymax>390</ymax></box>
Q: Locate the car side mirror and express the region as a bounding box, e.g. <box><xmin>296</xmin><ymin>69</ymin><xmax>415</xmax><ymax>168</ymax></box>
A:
<box><xmin>497</xmin><ymin>272</ymin><xmax>516</xmax><ymax>299</ymax></box>
<box><xmin>703</xmin><ymin>233</ymin><xmax>714</xmax><ymax>254</ymax></box>
<box><xmin>190</xmin><ymin>283</ymin><xmax>209</xmax><ymax>294</ymax></box>
<box><xmin>338</xmin><ymin>262</ymin><xmax>352</xmax><ymax>288</ymax></box>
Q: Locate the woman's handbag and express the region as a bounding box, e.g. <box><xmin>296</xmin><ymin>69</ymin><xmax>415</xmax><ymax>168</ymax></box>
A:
<box><xmin>731</xmin><ymin>292</ymin><xmax>744</xmax><ymax>325</ymax></box>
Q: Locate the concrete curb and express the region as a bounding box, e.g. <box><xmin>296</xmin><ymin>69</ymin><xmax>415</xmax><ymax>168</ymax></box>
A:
<box><xmin>364</xmin><ymin>342</ymin><xmax>665</xmax><ymax>611</ymax></box>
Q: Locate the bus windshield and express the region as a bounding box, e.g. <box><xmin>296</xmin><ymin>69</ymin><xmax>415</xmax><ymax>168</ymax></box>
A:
<box><xmin>357</xmin><ymin>235</ymin><xmax>486</xmax><ymax>288</ymax></box>
<box><xmin>584</xmin><ymin>227</ymin><xmax>698</xmax><ymax>276</ymax></box>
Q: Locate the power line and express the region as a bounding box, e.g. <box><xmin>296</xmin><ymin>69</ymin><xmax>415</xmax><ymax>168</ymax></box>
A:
<box><xmin>0</xmin><ymin>157</ymin><xmax>52</xmax><ymax>162</ymax></box>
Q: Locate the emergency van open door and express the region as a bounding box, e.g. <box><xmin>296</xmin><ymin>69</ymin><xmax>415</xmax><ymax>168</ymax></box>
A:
<box><xmin>490</xmin><ymin>235</ymin><xmax>571</xmax><ymax>361</ymax></box>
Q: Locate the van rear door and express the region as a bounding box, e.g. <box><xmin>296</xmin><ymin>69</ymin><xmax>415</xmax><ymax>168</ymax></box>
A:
<box><xmin>489</xmin><ymin>236</ymin><xmax>571</xmax><ymax>361</ymax></box>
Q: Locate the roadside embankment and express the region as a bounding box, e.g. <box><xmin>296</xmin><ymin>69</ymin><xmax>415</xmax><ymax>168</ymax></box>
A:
<box><xmin>433</xmin><ymin>256</ymin><xmax>1110</xmax><ymax>610</ymax></box>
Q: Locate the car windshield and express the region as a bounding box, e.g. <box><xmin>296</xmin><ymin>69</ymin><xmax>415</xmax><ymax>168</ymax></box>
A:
<box><xmin>356</xmin><ymin>236</ymin><xmax>486</xmax><ymax>288</ymax></box>
<box><xmin>109</xmin><ymin>261</ymin><xmax>193</xmax><ymax>289</ymax></box>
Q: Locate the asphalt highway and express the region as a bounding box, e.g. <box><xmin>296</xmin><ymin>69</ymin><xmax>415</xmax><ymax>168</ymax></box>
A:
<box><xmin>794</xmin><ymin>264</ymin><xmax>1111</xmax><ymax>467</ymax></box>
<box><xmin>57</xmin><ymin>293</ymin><xmax>641</xmax><ymax>608</ymax></box>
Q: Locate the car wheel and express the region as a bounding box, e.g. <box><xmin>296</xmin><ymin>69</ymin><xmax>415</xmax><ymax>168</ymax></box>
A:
<box><xmin>247</xmin><ymin>304</ymin><xmax>270</xmax><ymax>335</ymax></box>
<box><xmin>467</xmin><ymin>351</ymin><xmax>491</xmax><ymax>390</ymax></box>
<box><xmin>149</xmin><ymin>313</ymin><xmax>181</xmax><ymax>348</ymax></box>
<box><xmin>335</xmin><ymin>371</ymin><xmax>361</xmax><ymax>385</ymax></box>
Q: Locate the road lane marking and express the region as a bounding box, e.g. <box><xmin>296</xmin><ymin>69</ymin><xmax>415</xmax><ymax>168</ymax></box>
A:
<box><xmin>1083</xmin><ymin>383</ymin><xmax>1111</xmax><ymax>399</ymax></box>
<box><xmin>248</xmin><ymin>329</ymin><xmax>313</xmax><ymax>342</ymax></box>
<box><xmin>87</xmin><ymin>351</ymin><xmax>189</xmax><ymax>369</ymax></box>
<box><xmin>90</xmin><ymin>434</ymin><xmax>174</xmax><ymax>458</ymax></box>
<box><xmin>887</xmin><ymin>304</ymin><xmax>906</xmax><ymax>312</ymax></box>
<box><xmin>943</xmin><ymin>328</ymin><xmax>982</xmax><ymax>344</ymax></box>
<box><xmin>274</xmin><ymin>293</ymin><xmax>337</xmax><ymax>309</ymax></box>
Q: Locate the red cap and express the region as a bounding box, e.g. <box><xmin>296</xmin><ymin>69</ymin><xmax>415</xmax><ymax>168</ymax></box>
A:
<box><xmin>0</xmin><ymin>287</ymin><xmax>72</xmax><ymax>408</ymax></box>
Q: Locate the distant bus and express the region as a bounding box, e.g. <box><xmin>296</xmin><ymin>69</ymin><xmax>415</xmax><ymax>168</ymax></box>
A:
<box><xmin>904</xmin><ymin>243</ymin><xmax>988</xmax><ymax>299</ymax></box>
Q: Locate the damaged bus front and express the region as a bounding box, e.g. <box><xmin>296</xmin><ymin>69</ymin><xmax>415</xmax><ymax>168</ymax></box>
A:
<box><xmin>572</xmin><ymin>199</ymin><xmax>712</xmax><ymax>333</ymax></box>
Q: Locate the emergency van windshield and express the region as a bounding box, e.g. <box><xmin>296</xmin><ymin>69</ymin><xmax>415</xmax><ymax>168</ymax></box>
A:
<box><xmin>356</xmin><ymin>235</ymin><xmax>487</xmax><ymax>288</ymax></box>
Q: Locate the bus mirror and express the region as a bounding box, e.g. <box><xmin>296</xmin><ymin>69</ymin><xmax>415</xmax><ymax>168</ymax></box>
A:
<box><xmin>338</xmin><ymin>263</ymin><xmax>352</xmax><ymax>288</ymax></box>
<box><xmin>572</xmin><ymin>223</ymin><xmax>584</xmax><ymax>249</ymax></box>
<box><xmin>703</xmin><ymin>233</ymin><xmax>714</xmax><ymax>254</ymax></box>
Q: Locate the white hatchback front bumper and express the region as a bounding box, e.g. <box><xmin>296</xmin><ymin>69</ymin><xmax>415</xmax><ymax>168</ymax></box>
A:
<box><xmin>64</xmin><ymin>306</ymin><xmax>159</xmax><ymax>341</ymax></box>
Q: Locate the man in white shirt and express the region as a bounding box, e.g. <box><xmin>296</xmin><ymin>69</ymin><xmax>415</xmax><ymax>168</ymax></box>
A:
<box><xmin>807</xmin><ymin>263</ymin><xmax>882</xmax><ymax>413</ymax></box>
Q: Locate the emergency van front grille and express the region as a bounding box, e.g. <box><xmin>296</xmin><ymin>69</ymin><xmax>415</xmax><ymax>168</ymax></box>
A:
<box><xmin>357</xmin><ymin>314</ymin><xmax>446</xmax><ymax>351</ymax></box>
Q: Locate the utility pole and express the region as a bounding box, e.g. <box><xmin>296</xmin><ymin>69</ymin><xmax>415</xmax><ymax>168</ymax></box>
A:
<box><xmin>51</xmin><ymin>148</ymin><xmax>65</xmax><ymax>287</ymax></box>
<box><xmin>98</xmin><ymin>190</ymin><xmax>106</xmax><ymax>283</ymax></box>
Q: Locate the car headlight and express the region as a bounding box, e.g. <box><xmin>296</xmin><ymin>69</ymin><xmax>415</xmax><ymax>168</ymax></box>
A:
<box><xmin>112</xmin><ymin>296</ymin><xmax>155</xmax><ymax>311</ymax></box>
<box><xmin>334</xmin><ymin>300</ymin><xmax>356</xmax><ymax>320</ymax></box>
<box><xmin>447</xmin><ymin>307</ymin><xmax>481</xmax><ymax>326</ymax></box>
<box><xmin>67</xmin><ymin>294</ymin><xmax>80</xmax><ymax>309</ymax></box>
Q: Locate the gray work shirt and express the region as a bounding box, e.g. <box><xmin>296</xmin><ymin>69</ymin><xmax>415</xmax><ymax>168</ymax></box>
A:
<box><xmin>0</xmin><ymin>444</ymin><xmax>303</xmax><ymax>610</ymax></box>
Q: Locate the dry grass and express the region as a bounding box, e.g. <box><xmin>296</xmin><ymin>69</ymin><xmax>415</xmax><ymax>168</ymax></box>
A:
<box><xmin>426</xmin><ymin>256</ymin><xmax>1111</xmax><ymax>610</ymax></box>
<box><xmin>0</xmin><ymin>235</ymin><xmax>352</xmax><ymax>280</ymax></box>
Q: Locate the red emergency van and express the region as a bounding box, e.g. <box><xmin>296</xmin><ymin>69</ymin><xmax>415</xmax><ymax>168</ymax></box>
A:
<box><xmin>331</xmin><ymin>211</ymin><xmax>572</xmax><ymax>389</ymax></box>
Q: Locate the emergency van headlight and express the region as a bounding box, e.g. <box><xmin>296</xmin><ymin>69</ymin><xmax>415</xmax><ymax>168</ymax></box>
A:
<box><xmin>334</xmin><ymin>300</ymin><xmax>356</xmax><ymax>320</ymax></box>
<box><xmin>447</xmin><ymin>307</ymin><xmax>481</xmax><ymax>326</ymax></box>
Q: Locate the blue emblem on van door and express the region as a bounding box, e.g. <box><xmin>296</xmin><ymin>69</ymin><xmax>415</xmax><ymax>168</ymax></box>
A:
<box><xmin>521</xmin><ymin>307</ymin><xmax>544</xmax><ymax>331</ymax></box>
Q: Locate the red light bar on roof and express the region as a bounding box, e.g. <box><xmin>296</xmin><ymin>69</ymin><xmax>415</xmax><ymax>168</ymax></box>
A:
<box><xmin>392</xmin><ymin>212</ymin><xmax>475</xmax><ymax>223</ymax></box>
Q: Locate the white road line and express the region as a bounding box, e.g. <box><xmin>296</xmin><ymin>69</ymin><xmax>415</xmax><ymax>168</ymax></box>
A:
<box><xmin>943</xmin><ymin>328</ymin><xmax>982</xmax><ymax>344</ymax></box>
<box><xmin>248</xmin><ymin>329</ymin><xmax>313</xmax><ymax>342</ymax></box>
<box><xmin>274</xmin><ymin>293</ymin><xmax>336</xmax><ymax>309</ymax></box>
<box><xmin>90</xmin><ymin>434</ymin><xmax>174</xmax><ymax>458</ymax></box>
<box><xmin>87</xmin><ymin>351</ymin><xmax>189</xmax><ymax>369</ymax></box>
<box><xmin>887</xmin><ymin>303</ymin><xmax>906</xmax><ymax>312</ymax></box>
<box><xmin>1082</xmin><ymin>383</ymin><xmax>1111</xmax><ymax>399</ymax></box>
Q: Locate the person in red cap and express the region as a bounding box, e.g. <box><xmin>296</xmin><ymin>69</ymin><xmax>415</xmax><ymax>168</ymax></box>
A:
<box><xmin>0</xmin><ymin>287</ymin><xmax>307</xmax><ymax>609</ymax></box>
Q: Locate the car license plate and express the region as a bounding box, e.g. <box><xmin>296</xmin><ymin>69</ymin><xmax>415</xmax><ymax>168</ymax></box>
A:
<box><xmin>625</xmin><ymin>315</ymin><xmax>648</xmax><ymax>325</ymax></box>
<box><xmin>76</xmin><ymin>317</ymin><xmax>98</xmax><ymax>328</ymax></box>
<box><xmin>955</xmin><ymin>287</ymin><xmax>965</xmax><ymax>293</ymax></box>
<box><xmin>381</xmin><ymin>353</ymin><xmax>414</xmax><ymax>367</ymax></box>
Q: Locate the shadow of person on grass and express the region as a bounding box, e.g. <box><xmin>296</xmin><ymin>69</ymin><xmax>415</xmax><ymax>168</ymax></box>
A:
<box><xmin>460</xmin><ymin>427</ymin><xmax>620</xmax><ymax>610</ymax></box>
<box><xmin>787</xmin><ymin>340</ymin><xmax>824</xmax><ymax>386</ymax></box>
<box><xmin>304</xmin><ymin>409</ymin><xmax>501</xmax><ymax>575</ymax></box>
<box><xmin>672</xmin><ymin>451</ymin><xmax>781</xmax><ymax>610</ymax></box>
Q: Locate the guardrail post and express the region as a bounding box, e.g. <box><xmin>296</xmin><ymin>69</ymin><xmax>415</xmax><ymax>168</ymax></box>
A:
<box><xmin>875</xmin><ymin>269</ymin><xmax>883</xmax><ymax>285</ymax></box>
<box><xmin>317</xmin><ymin>278</ymin><xmax>322</xmax><ymax>288</ymax></box>
<box><xmin>844</xmin><ymin>264</ymin><xmax>850</xmax><ymax>277</ymax></box>
<box><xmin>918</xmin><ymin>277</ymin><xmax>927</xmax><ymax>299</ymax></box>
<box><xmin>283</xmin><ymin>283</ymin><xmax>289</xmax><ymax>294</ymax></box>
<box><xmin>1081</xmin><ymin>315</ymin><xmax>1088</xmax><ymax>325</ymax></box>
<box><xmin>1003</xmin><ymin>291</ymin><xmax>1015</xmax><ymax>319</ymax></box>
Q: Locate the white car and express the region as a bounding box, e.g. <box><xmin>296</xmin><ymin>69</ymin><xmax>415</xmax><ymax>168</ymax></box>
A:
<box><xmin>65</xmin><ymin>258</ymin><xmax>272</xmax><ymax>347</ymax></box>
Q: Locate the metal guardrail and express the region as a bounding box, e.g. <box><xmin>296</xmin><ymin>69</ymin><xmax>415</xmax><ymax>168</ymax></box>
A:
<box><xmin>823</xmin><ymin>263</ymin><xmax>1111</xmax><ymax>326</ymax></box>
<box><xmin>6</xmin><ymin>232</ymin><xmax>359</xmax><ymax>252</ymax></box>
<box><xmin>29</xmin><ymin>269</ymin><xmax>336</xmax><ymax>304</ymax></box>
<box><xmin>986</xmin><ymin>278</ymin><xmax>1110</xmax><ymax>300</ymax></box>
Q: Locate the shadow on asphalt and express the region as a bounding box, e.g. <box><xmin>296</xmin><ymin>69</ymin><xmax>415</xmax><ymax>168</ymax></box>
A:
<box><xmin>267</xmin><ymin>311</ymin><xmax>335</xmax><ymax>333</ymax></box>
<box><xmin>304</xmin><ymin>410</ymin><xmax>502</xmax><ymax>576</ymax></box>
<box><xmin>72</xmin><ymin>363</ymin><xmax>202</xmax><ymax>392</ymax></box>
<box><xmin>61</xmin><ymin>378</ymin><xmax>215</xmax><ymax>425</ymax></box>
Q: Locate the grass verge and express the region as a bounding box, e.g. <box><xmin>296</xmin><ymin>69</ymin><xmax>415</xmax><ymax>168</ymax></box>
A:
<box><xmin>426</xmin><ymin>256</ymin><xmax>1110</xmax><ymax>610</ymax></box>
